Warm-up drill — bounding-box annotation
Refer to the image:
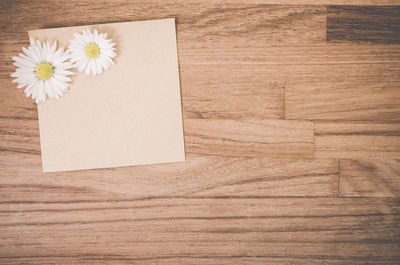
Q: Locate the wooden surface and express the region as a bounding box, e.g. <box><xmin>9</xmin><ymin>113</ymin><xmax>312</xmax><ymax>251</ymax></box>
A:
<box><xmin>1</xmin><ymin>1</ymin><xmax>400</xmax><ymax>264</ymax></box>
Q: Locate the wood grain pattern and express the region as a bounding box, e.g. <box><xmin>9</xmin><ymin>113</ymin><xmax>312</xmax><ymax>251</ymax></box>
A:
<box><xmin>284</xmin><ymin>44</ymin><xmax>400</xmax><ymax>121</ymax></box>
<box><xmin>315</xmin><ymin>122</ymin><xmax>400</xmax><ymax>158</ymax></box>
<box><xmin>327</xmin><ymin>5</ymin><xmax>400</xmax><ymax>44</ymax></box>
<box><xmin>179</xmin><ymin>42</ymin><xmax>400</xmax><ymax>121</ymax></box>
<box><xmin>339</xmin><ymin>158</ymin><xmax>400</xmax><ymax>197</ymax></box>
<box><xmin>0</xmin><ymin>118</ymin><xmax>39</xmax><ymax>156</ymax></box>
<box><xmin>0</xmin><ymin>153</ymin><xmax>339</xmax><ymax>201</ymax></box>
<box><xmin>181</xmin><ymin>70</ymin><xmax>284</xmax><ymax>119</ymax></box>
<box><xmin>1</xmin><ymin>197</ymin><xmax>399</xmax><ymax>264</ymax></box>
<box><xmin>178</xmin><ymin>42</ymin><xmax>400</xmax><ymax>65</ymax></box>
<box><xmin>1</xmin><ymin>0</ymin><xmax>400</xmax><ymax>264</ymax></box>
<box><xmin>184</xmin><ymin>119</ymin><xmax>314</xmax><ymax>158</ymax></box>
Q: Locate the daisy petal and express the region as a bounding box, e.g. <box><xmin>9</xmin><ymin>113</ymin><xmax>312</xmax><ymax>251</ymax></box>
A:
<box><xmin>44</xmin><ymin>79</ymin><xmax>53</xmax><ymax>99</ymax></box>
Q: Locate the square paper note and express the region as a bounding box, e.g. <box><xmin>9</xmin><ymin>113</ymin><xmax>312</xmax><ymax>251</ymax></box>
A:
<box><xmin>29</xmin><ymin>19</ymin><xmax>185</xmax><ymax>172</ymax></box>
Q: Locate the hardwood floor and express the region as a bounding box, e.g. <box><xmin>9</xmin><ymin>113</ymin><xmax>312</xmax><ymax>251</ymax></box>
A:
<box><xmin>1</xmin><ymin>1</ymin><xmax>399</xmax><ymax>264</ymax></box>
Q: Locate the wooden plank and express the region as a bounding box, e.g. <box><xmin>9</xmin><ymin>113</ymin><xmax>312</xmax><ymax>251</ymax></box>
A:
<box><xmin>0</xmin><ymin>197</ymin><xmax>399</xmax><ymax>264</ymax></box>
<box><xmin>178</xmin><ymin>43</ymin><xmax>400</xmax><ymax>65</ymax></box>
<box><xmin>184</xmin><ymin>119</ymin><xmax>315</xmax><ymax>158</ymax></box>
<box><xmin>0</xmin><ymin>152</ymin><xmax>339</xmax><ymax>202</ymax></box>
<box><xmin>285</xmin><ymin>78</ymin><xmax>400</xmax><ymax>121</ymax></box>
<box><xmin>327</xmin><ymin>6</ymin><xmax>400</xmax><ymax>44</ymax></box>
<box><xmin>283</xmin><ymin>45</ymin><xmax>400</xmax><ymax>121</ymax></box>
<box><xmin>181</xmin><ymin>69</ymin><xmax>284</xmax><ymax>119</ymax></box>
<box><xmin>0</xmin><ymin>118</ymin><xmax>40</xmax><ymax>156</ymax></box>
<box><xmin>315</xmin><ymin>122</ymin><xmax>400</xmax><ymax>159</ymax></box>
<box><xmin>339</xmin><ymin>158</ymin><xmax>400</xmax><ymax>197</ymax></box>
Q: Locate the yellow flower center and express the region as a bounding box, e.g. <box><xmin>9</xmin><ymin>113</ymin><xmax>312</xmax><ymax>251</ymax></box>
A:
<box><xmin>35</xmin><ymin>62</ymin><xmax>54</xmax><ymax>80</ymax></box>
<box><xmin>85</xmin><ymin>43</ymin><xmax>100</xmax><ymax>58</ymax></box>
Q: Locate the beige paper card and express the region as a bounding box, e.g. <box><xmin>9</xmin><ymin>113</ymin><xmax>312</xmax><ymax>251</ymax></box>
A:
<box><xmin>29</xmin><ymin>19</ymin><xmax>185</xmax><ymax>172</ymax></box>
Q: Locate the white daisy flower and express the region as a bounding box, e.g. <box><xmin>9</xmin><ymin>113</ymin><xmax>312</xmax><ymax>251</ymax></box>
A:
<box><xmin>68</xmin><ymin>29</ymin><xmax>116</xmax><ymax>76</ymax></box>
<box><xmin>11</xmin><ymin>40</ymin><xmax>74</xmax><ymax>104</ymax></box>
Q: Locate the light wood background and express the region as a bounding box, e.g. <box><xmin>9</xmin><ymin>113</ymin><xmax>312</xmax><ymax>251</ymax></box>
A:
<box><xmin>1</xmin><ymin>0</ymin><xmax>400</xmax><ymax>264</ymax></box>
